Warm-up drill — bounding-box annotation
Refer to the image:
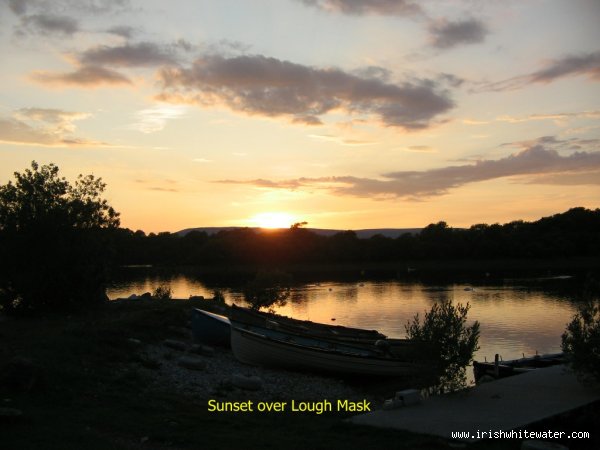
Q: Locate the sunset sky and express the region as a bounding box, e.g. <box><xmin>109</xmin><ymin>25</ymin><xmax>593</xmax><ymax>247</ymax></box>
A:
<box><xmin>1</xmin><ymin>0</ymin><xmax>599</xmax><ymax>232</ymax></box>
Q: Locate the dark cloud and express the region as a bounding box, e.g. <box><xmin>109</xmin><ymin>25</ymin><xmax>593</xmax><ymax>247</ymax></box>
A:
<box><xmin>79</xmin><ymin>42</ymin><xmax>178</xmax><ymax>67</ymax></box>
<box><xmin>22</xmin><ymin>13</ymin><xmax>79</xmax><ymax>35</ymax></box>
<box><xmin>479</xmin><ymin>51</ymin><xmax>600</xmax><ymax>92</ymax></box>
<box><xmin>106</xmin><ymin>25</ymin><xmax>136</xmax><ymax>38</ymax></box>
<box><xmin>353</xmin><ymin>66</ymin><xmax>392</xmax><ymax>81</ymax></box>
<box><xmin>217</xmin><ymin>138</ymin><xmax>600</xmax><ymax>199</ymax></box>
<box><xmin>299</xmin><ymin>0</ymin><xmax>422</xmax><ymax>16</ymax></box>
<box><xmin>428</xmin><ymin>18</ymin><xmax>488</xmax><ymax>49</ymax></box>
<box><xmin>31</xmin><ymin>65</ymin><xmax>131</xmax><ymax>87</ymax></box>
<box><xmin>8</xmin><ymin>0</ymin><xmax>31</xmax><ymax>15</ymax></box>
<box><xmin>6</xmin><ymin>0</ymin><xmax>132</xmax><ymax>37</ymax></box>
<box><xmin>157</xmin><ymin>54</ymin><xmax>454</xmax><ymax>130</ymax></box>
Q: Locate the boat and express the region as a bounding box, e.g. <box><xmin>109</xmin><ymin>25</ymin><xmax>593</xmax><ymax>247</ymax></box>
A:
<box><xmin>191</xmin><ymin>308</ymin><xmax>231</xmax><ymax>347</ymax></box>
<box><xmin>473</xmin><ymin>352</ymin><xmax>565</xmax><ymax>382</ymax></box>
<box><xmin>229</xmin><ymin>318</ymin><xmax>437</xmax><ymax>377</ymax></box>
<box><xmin>229</xmin><ymin>304</ymin><xmax>420</xmax><ymax>356</ymax></box>
<box><xmin>229</xmin><ymin>304</ymin><xmax>385</xmax><ymax>342</ymax></box>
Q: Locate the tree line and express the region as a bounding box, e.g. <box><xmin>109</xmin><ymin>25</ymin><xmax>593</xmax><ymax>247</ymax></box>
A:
<box><xmin>110</xmin><ymin>207</ymin><xmax>600</xmax><ymax>266</ymax></box>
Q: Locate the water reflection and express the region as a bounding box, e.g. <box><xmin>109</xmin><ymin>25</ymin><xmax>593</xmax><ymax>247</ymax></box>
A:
<box><xmin>107</xmin><ymin>274</ymin><xmax>575</xmax><ymax>367</ymax></box>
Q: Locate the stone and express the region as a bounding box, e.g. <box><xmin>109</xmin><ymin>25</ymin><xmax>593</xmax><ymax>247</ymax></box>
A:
<box><xmin>178</xmin><ymin>356</ymin><xmax>206</xmax><ymax>371</ymax></box>
<box><xmin>382</xmin><ymin>398</ymin><xmax>403</xmax><ymax>410</ymax></box>
<box><xmin>167</xmin><ymin>326</ymin><xmax>190</xmax><ymax>338</ymax></box>
<box><xmin>163</xmin><ymin>339</ymin><xmax>187</xmax><ymax>351</ymax></box>
<box><xmin>190</xmin><ymin>344</ymin><xmax>214</xmax><ymax>357</ymax></box>
<box><xmin>231</xmin><ymin>374</ymin><xmax>262</xmax><ymax>391</ymax></box>
<box><xmin>394</xmin><ymin>389</ymin><xmax>422</xmax><ymax>406</ymax></box>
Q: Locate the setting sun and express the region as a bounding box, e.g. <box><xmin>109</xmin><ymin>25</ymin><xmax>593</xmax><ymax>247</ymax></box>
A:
<box><xmin>249</xmin><ymin>212</ymin><xmax>297</xmax><ymax>229</ymax></box>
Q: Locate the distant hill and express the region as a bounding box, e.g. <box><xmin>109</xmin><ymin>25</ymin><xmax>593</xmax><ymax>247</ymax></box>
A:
<box><xmin>176</xmin><ymin>227</ymin><xmax>421</xmax><ymax>239</ymax></box>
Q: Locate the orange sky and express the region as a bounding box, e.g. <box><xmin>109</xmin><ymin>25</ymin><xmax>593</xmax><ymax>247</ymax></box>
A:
<box><xmin>1</xmin><ymin>0</ymin><xmax>599</xmax><ymax>232</ymax></box>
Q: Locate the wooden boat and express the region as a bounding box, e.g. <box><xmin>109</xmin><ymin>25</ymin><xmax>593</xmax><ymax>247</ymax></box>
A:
<box><xmin>229</xmin><ymin>304</ymin><xmax>385</xmax><ymax>341</ymax></box>
<box><xmin>229</xmin><ymin>304</ymin><xmax>420</xmax><ymax>357</ymax></box>
<box><xmin>191</xmin><ymin>308</ymin><xmax>231</xmax><ymax>347</ymax></box>
<box><xmin>473</xmin><ymin>352</ymin><xmax>564</xmax><ymax>382</ymax></box>
<box><xmin>230</xmin><ymin>319</ymin><xmax>436</xmax><ymax>377</ymax></box>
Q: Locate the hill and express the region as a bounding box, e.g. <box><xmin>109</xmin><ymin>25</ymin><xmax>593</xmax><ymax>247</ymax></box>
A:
<box><xmin>176</xmin><ymin>227</ymin><xmax>421</xmax><ymax>239</ymax></box>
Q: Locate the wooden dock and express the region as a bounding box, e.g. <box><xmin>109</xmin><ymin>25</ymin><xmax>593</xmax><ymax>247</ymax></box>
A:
<box><xmin>350</xmin><ymin>365</ymin><xmax>599</xmax><ymax>441</ymax></box>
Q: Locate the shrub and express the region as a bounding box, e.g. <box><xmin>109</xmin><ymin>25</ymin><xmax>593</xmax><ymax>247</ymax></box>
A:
<box><xmin>152</xmin><ymin>285</ymin><xmax>172</xmax><ymax>301</ymax></box>
<box><xmin>243</xmin><ymin>270</ymin><xmax>292</xmax><ymax>311</ymax></box>
<box><xmin>406</xmin><ymin>300</ymin><xmax>480</xmax><ymax>392</ymax></box>
<box><xmin>562</xmin><ymin>299</ymin><xmax>600</xmax><ymax>382</ymax></box>
<box><xmin>212</xmin><ymin>290</ymin><xmax>226</xmax><ymax>304</ymax></box>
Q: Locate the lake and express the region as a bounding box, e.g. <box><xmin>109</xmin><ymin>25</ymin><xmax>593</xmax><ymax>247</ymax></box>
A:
<box><xmin>107</xmin><ymin>269</ymin><xmax>579</xmax><ymax>369</ymax></box>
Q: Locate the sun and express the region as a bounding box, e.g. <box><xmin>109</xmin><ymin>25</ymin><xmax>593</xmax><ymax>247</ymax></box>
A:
<box><xmin>249</xmin><ymin>212</ymin><xmax>296</xmax><ymax>229</ymax></box>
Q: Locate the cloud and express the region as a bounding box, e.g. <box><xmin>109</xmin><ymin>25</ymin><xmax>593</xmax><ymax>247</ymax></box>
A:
<box><xmin>216</xmin><ymin>137</ymin><xmax>600</xmax><ymax>199</ymax></box>
<box><xmin>428</xmin><ymin>18</ymin><xmax>488</xmax><ymax>49</ymax></box>
<box><xmin>31</xmin><ymin>65</ymin><xmax>132</xmax><ymax>87</ymax></box>
<box><xmin>479</xmin><ymin>51</ymin><xmax>600</xmax><ymax>91</ymax></box>
<box><xmin>106</xmin><ymin>25</ymin><xmax>136</xmax><ymax>38</ymax></box>
<box><xmin>135</xmin><ymin>178</ymin><xmax>180</xmax><ymax>193</ymax></box>
<box><xmin>496</xmin><ymin>110</ymin><xmax>600</xmax><ymax>124</ymax></box>
<box><xmin>403</xmin><ymin>145</ymin><xmax>436</xmax><ymax>152</ymax></box>
<box><xmin>79</xmin><ymin>42</ymin><xmax>178</xmax><ymax>67</ymax></box>
<box><xmin>298</xmin><ymin>0</ymin><xmax>422</xmax><ymax>16</ymax></box>
<box><xmin>0</xmin><ymin>107</ymin><xmax>108</xmax><ymax>147</ymax></box>
<box><xmin>15</xmin><ymin>108</ymin><xmax>91</xmax><ymax>133</ymax></box>
<box><xmin>5</xmin><ymin>0</ymin><xmax>132</xmax><ymax>37</ymax></box>
<box><xmin>308</xmin><ymin>134</ymin><xmax>376</xmax><ymax>146</ymax></box>
<box><xmin>130</xmin><ymin>105</ymin><xmax>187</xmax><ymax>133</ymax></box>
<box><xmin>157</xmin><ymin>54</ymin><xmax>454</xmax><ymax>130</ymax></box>
<box><xmin>21</xmin><ymin>13</ymin><xmax>79</xmax><ymax>35</ymax></box>
<box><xmin>8</xmin><ymin>0</ymin><xmax>31</xmax><ymax>15</ymax></box>
<box><xmin>7</xmin><ymin>0</ymin><xmax>132</xmax><ymax>16</ymax></box>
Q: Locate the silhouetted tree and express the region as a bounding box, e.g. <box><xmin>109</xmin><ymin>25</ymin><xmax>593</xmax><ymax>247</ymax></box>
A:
<box><xmin>562</xmin><ymin>277</ymin><xmax>600</xmax><ymax>382</ymax></box>
<box><xmin>243</xmin><ymin>270</ymin><xmax>292</xmax><ymax>311</ymax></box>
<box><xmin>0</xmin><ymin>161</ymin><xmax>120</xmax><ymax>314</ymax></box>
<box><xmin>406</xmin><ymin>301</ymin><xmax>480</xmax><ymax>393</ymax></box>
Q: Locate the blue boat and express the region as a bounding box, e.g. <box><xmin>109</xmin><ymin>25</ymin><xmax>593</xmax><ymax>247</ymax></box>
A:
<box><xmin>191</xmin><ymin>308</ymin><xmax>231</xmax><ymax>347</ymax></box>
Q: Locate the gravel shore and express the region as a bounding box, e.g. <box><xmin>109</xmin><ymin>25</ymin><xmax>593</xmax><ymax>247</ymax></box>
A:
<box><xmin>134</xmin><ymin>339</ymin><xmax>393</xmax><ymax>409</ymax></box>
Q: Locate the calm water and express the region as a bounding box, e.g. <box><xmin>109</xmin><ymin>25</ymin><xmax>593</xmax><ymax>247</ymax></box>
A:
<box><xmin>107</xmin><ymin>270</ymin><xmax>579</xmax><ymax>368</ymax></box>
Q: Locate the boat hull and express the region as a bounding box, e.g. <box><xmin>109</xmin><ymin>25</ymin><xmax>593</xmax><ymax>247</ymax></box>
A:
<box><xmin>230</xmin><ymin>323</ymin><xmax>430</xmax><ymax>377</ymax></box>
<box><xmin>191</xmin><ymin>308</ymin><xmax>231</xmax><ymax>347</ymax></box>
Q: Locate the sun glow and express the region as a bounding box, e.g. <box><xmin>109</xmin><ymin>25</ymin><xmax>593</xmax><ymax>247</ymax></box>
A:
<box><xmin>249</xmin><ymin>212</ymin><xmax>296</xmax><ymax>229</ymax></box>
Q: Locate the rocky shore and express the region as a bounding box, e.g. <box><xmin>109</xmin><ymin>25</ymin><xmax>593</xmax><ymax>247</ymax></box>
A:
<box><xmin>134</xmin><ymin>331</ymin><xmax>386</xmax><ymax>408</ymax></box>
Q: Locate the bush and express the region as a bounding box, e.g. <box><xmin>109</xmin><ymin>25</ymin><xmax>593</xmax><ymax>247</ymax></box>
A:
<box><xmin>152</xmin><ymin>285</ymin><xmax>172</xmax><ymax>301</ymax></box>
<box><xmin>212</xmin><ymin>290</ymin><xmax>226</xmax><ymax>304</ymax></box>
<box><xmin>0</xmin><ymin>161</ymin><xmax>120</xmax><ymax>314</ymax></box>
<box><xmin>562</xmin><ymin>299</ymin><xmax>600</xmax><ymax>382</ymax></box>
<box><xmin>243</xmin><ymin>270</ymin><xmax>292</xmax><ymax>311</ymax></box>
<box><xmin>406</xmin><ymin>300</ymin><xmax>480</xmax><ymax>392</ymax></box>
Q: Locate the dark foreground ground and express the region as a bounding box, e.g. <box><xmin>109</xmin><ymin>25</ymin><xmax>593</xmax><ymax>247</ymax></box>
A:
<box><xmin>1</xmin><ymin>299</ymin><xmax>598</xmax><ymax>450</ymax></box>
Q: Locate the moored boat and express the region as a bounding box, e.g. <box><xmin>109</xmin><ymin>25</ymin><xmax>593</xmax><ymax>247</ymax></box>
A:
<box><xmin>230</xmin><ymin>319</ymin><xmax>436</xmax><ymax>377</ymax></box>
<box><xmin>191</xmin><ymin>308</ymin><xmax>231</xmax><ymax>347</ymax></box>
<box><xmin>473</xmin><ymin>352</ymin><xmax>565</xmax><ymax>382</ymax></box>
<box><xmin>230</xmin><ymin>304</ymin><xmax>385</xmax><ymax>340</ymax></box>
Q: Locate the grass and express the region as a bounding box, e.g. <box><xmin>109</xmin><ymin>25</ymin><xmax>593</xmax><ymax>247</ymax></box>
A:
<box><xmin>1</xmin><ymin>299</ymin><xmax>597</xmax><ymax>449</ymax></box>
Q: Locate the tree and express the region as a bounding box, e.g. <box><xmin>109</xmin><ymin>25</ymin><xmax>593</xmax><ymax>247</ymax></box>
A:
<box><xmin>562</xmin><ymin>277</ymin><xmax>600</xmax><ymax>382</ymax></box>
<box><xmin>243</xmin><ymin>270</ymin><xmax>292</xmax><ymax>312</ymax></box>
<box><xmin>0</xmin><ymin>161</ymin><xmax>120</xmax><ymax>314</ymax></box>
<box><xmin>406</xmin><ymin>301</ymin><xmax>480</xmax><ymax>392</ymax></box>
